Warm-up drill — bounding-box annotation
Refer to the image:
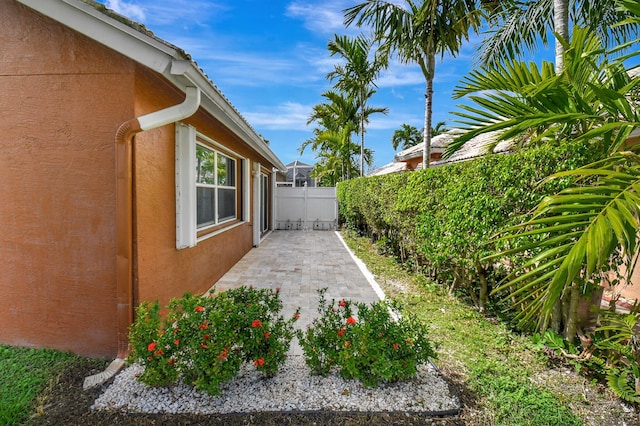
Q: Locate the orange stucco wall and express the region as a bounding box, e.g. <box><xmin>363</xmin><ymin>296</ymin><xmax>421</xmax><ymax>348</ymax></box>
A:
<box><xmin>0</xmin><ymin>0</ymin><xmax>134</xmax><ymax>357</ymax></box>
<box><xmin>1</xmin><ymin>1</ymin><xmax>277</xmax><ymax>358</ymax></box>
<box><xmin>132</xmin><ymin>69</ymin><xmax>268</xmax><ymax>308</ymax></box>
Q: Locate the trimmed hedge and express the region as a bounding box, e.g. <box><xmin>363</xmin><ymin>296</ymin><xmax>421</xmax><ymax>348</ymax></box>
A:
<box><xmin>338</xmin><ymin>140</ymin><xmax>606</xmax><ymax>310</ymax></box>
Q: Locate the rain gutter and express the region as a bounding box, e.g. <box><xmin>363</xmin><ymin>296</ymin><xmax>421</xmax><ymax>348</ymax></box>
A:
<box><xmin>83</xmin><ymin>85</ymin><xmax>201</xmax><ymax>389</ymax></box>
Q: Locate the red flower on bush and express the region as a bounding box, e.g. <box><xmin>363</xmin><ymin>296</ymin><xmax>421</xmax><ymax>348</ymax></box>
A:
<box><xmin>203</xmin><ymin>334</ymin><xmax>210</xmax><ymax>340</ymax></box>
<box><xmin>293</xmin><ymin>312</ymin><xmax>300</xmax><ymax>320</ymax></box>
<box><xmin>168</xmin><ymin>357</ymin><xmax>175</xmax><ymax>366</ymax></box>
<box><xmin>199</xmin><ymin>321</ymin><xmax>209</xmax><ymax>330</ymax></box>
<box><xmin>339</xmin><ymin>299</ymin><xmax>346</xmax><ymax>307</ymax></box>
<box><xmin>147</xmin><ymin>342</ymin><xmax>156</xmax><ymax>352</ymax></box>
<box><xmin>337</xmin><ymin>327</ymin><xmax>346</xmax><ymax>337</ymax></box>
<box><xmin>194</xmin><ymin>306</ymin><xmax>205</xmax><ymax>313</ymax></box>
<box><xmin>201</xmin><ymin>343</ymin><xmax>208</xmax><ymax>349</ymax></box>
<box><xmin>174</xmin><ymin>339</ymin><xmax>180</xmax><ymax>345</ymax></box>
<box><xmin>218</xmin><ymin>350</ymin><xmax>228</xmax><ymax>360</ymax></box>
<box><xmin>252</xmin><ymin>319</ymin><xmax>263</xmax><ymax>328</ymax></box>
<box><xmin>346</xmin><ymin>317</ymin><xmax>357</xmax><ymax>325</ymax></box>
<box><xmin>154</xmin><ymin>349</ymin><xmax>164</xmax><ymax>356</ymax></box>
<box><xmin>264</xmin><ymin>331</ymin><xmax>271</xmax><ymax>339</ymax></box>
<box><xmin>393</xmin><ymin>343</ymin><xmax>399</xmax><ymax>350</ymax></box>
<box><xmin>254</xmin><ymin>358</ymin><xmax>265</xmax><ymax>367</ymax></box>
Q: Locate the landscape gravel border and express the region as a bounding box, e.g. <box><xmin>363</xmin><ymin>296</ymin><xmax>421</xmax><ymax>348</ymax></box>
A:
<box><xmin>92</xmin><ymin>354</ymin><xmax>460</xmax><ymax>416</ymax></box>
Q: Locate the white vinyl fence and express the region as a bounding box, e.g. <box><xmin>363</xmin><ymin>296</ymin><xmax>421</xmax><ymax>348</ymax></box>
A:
<box><xmin>275</xmin><ymin>185</ymin><xmax>337</xmax><ymax>230</ymax></box>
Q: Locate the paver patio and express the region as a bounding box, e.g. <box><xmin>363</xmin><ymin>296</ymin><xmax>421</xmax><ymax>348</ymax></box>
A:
<box><xmin>206</xmin><ymin>231</ymin><xmax>383</xmax><ymax>354</ymax></box>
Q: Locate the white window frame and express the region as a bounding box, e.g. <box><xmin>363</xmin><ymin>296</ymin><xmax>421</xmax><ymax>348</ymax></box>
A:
<box><xmin>175</xmin><ymin>123</ymin><xmax>248</xmax><ymax>249</ymax></box>
<box><xmin>195</xmin><ymin>143</ymin><xmax>237</xmax><ymax>231</ymax></box>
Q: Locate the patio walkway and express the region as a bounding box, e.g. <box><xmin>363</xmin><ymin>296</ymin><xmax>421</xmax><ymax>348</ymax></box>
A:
<box><xmin>206</xmin><ymin>231</ymin><xmax>384</xmax><ymax>354</ymax></box>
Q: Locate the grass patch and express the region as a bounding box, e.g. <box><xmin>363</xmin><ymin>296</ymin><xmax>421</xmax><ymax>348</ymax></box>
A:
<box><xmin>0</xmin><ymin>345</ymin><xmax>78</xmax><ymax>425</ymax></box>
<box><xmin>342</xmin><ymin>232</ymin><xmax>583</xmax><ymax>426</ymax></box>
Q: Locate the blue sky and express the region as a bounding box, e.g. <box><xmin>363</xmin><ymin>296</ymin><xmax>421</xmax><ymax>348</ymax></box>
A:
<box><xmin>97</xmin><ymin>0</ymin><xmax>548</xmax><ymax>170</ymax></box>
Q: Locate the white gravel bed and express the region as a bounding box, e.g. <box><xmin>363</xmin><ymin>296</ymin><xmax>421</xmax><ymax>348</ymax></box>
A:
<box><xmin>92</xmin><ymin>355</ymin><xmax>459</xmax><ymax>415</ymax></box>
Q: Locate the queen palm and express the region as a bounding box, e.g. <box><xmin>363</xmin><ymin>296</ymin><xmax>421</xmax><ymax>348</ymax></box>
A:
<box><xmin>345</xmin><ymin>0</ymin><xmax>485</xmax><ymax>169</ymax></box>
<box><xmin>327</xmin><ymin>34</ymin><xmax>387</xmax><ymax>176</ymax></box>
<box><xmin>479</xmin><ymin>0</ymin><xmax>637</xmax><ymax>72</ymax></box>
<box><xmin>391</xmin><ymin>124</ymin><xmax>421</xmax><ymax>151</ymax></box>
<box><xmin>301</xmin><ymin>91</ymin><xmax>379</xmax><ymax>180</ymax></box>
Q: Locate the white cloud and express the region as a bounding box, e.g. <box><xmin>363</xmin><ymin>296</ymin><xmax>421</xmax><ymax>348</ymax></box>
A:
<box><xmin>243</xmin><ymin>102</ymin><xmax>313</xmax><ymax>131</ymax></box>
<box><xmin>286</xmin><ymin>1</ymin><xmax>358</xmax><ymax>36</ymax></box>
<box><xmin>104</xmin><ymin>0</ymin><xmax>146</xmax><ymax>22</ymax></box>
<box><xmin>377</xmin><ymin>67</ymin><xmax>425</xmax><ymax>87</ymax></box>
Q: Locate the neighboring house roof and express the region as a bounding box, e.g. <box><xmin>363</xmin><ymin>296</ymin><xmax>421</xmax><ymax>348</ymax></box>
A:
<box><xmin>286</xmin><ymin>160</ymin><xmax>313</xmax><ymax>169</ymax></box>
<box><xmin>373</xmin><ymin>130</ymin><xmax>511</xmax><ymax>176</ymax></box>
<box><xmin>393</xmin><ymin>132</ymin><xmax>451</xmax><ymax>162</ymax></box>
<box><xmin>368</xmin><ymin>161</ymin><xmax>408</xmax><ymax>176</ymax></box>
<box><xmin>17</xmin><ymin>0</ymin><xmax>286</xmax><ymax>171</ymax></box>
<box><xmin>431</xmin><ymin>131</ymin><xmax>511</xmax><ymax>166</ymax></box>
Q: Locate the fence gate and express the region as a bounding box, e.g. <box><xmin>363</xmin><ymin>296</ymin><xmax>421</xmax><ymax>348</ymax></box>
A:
<box><xmin>275</xmin><ymin>185</ymin><xmax>337</xmax><ymax>230</ymax></box>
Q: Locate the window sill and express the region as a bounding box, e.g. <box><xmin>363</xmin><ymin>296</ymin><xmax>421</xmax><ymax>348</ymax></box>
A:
<box><xmin>196</xmin><ymin>220</ymin><xmax>245</xmax><ymax>244</ymax></box>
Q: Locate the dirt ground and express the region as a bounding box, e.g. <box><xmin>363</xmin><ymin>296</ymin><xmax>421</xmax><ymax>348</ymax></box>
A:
<box><xmin>27</xmin><ymin>355</ymin><xmax>640</xmax><ymax>425</ymax></box>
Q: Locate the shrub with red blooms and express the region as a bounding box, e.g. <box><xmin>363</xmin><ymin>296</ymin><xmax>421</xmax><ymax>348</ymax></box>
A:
<box><xmin>297</xmin><ymin>288</ymin><xmax>437</xmax><ymax>387</ymax></box>
<box><xmin>128</xmin><ymin>286</ymin><xmax>300</xmax><ymax>395</ymax></box>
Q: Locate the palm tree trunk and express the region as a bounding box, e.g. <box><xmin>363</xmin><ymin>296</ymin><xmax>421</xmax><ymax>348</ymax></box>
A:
<box><xmin>422</xmin><ymin>55</ymin><xmax>435</xmax><ymax>169</ymax></box>
<box><xmin>554</xmin><ymin>0</ymin><xmax>569</xmax><ymax>73</ymax></box>
<box><xmin>422</xmin><ymin>66</ymin><xmax>435</xmax><ymax>169</ymax></box>
<box><xmin>422</xmin><ymin>86</ymin><xmax>431</xmax><ymax>169</ymax></box>
<box><xmin>360</xmin><ymin>90</ymin><xmax>366</xmax><ymax>177</ymax></box>
<box><xmin>360</xmin><ymin>112</ymin><xmax>365</xmax><ymax>177</ymax></box>
<box><xmin>564</xmin><ymin>281</ymin><xmax>581</xmax><ymax>341</ymax></box>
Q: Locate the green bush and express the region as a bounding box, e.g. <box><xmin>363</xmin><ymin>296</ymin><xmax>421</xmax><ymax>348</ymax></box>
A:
<box><xmin>128</xmin><ymin>287</ymin><xmax>299</xmax><ymax>395</ymax></box>
<box><xmin>298</xmin><ymin>289</ymin><xmax>437</xmax><ymax>387</ymax></box>
<box><xmin>338</xmin><ymin>140</ymin><xmax>606</xmax><ymax>310</ymax></box>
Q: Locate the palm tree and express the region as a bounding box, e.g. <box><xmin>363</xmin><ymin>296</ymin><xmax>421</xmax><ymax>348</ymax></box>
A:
<box><xmin>301</xmin><ymin>91</ymin><xmax>380</xmax><ymax>180</ymax></box>
<box><xmin>327</xmin><ymin>34</ymin><xmax>387</xmax><ymax>176</ymax></box>
<box><xmin>446</xmin><ymin>16</ymin><xmax>640</xmax><ymax>340</ymax></box>
<box><xmin>432</xmin><ymin>121</ymin><xmax>449</xmax><ymax>136</ymax></box>
<box><xmin>479</xmin><ymin>0</ymin><xmax>637</xmax><ymax>71</ymax></box>
<box><xmin>391</xmin><ymin>124</ymin><xmax>421</xmax><ymax>150</ymax></box>
<box><xmin>345</xmin><ymin>0</ymin><xmax>484</xmax><ymax>169</ymax></box>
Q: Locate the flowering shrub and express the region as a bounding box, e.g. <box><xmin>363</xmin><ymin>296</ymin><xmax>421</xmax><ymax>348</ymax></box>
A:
<box><xmin>298</xmin><ymin>289</ymin><xmax>437</xmax><ymax>387</ymax></box>
<box><xmin>128</xmin><ymin>287</ymin><xmax>299</xmax><ymax>395</ymax></box>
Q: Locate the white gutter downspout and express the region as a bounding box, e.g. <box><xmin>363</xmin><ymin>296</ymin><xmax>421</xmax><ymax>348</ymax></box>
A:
<box><xmin>83</xmin><ymin>86</ymin><xmax>201</xmax><ymax>390</ymax></box>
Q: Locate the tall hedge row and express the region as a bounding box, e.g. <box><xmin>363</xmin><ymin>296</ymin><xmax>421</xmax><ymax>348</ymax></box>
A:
<box><xmin>337</xmin><ymin>140</ymin><xmax>606</xmax><ymax>310</ymax></box>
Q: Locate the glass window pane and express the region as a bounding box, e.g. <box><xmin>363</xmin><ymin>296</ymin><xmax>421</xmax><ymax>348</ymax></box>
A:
<box><xmin>196</xmin><ymin>145</ymin><xmax>215</xmax><ymax>184</ymax></box>
<box><xmin>217</xmin><ymin>154</ymin><xmax>235</xmax><ymax>187</ymax></box>
<box><xmin>218</xmin><ymin>188</ymin><xmax>236</xmax><ymax>222</ymax></box>
<box><xmin>196</xmin><ymin>187</ymin><xmax>215</xmax><ymax>228</ymax></box>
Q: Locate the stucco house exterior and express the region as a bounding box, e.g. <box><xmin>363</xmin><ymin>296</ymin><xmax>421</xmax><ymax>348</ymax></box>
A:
<box><xmin>1</xmin><ymin>0</ymin><xmax>284</xmax><ymax>360</ymax></box>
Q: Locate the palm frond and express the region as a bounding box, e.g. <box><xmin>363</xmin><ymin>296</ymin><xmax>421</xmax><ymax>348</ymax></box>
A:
<box><xmin>486</xmin><ymin>152</ymin><xmax>640</xmax><ymax>329</ymax></box>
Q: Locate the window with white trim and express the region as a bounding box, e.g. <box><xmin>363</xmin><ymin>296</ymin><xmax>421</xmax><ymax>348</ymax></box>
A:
<box><xmin>176</xmin><ymin>123</ymin><xmax>247</xmax><ymax>249</ymax></box>
<box><xmin>196</xmin><ymin>143</ymin><xmax>237</xmax><ymax>229</ymax></box>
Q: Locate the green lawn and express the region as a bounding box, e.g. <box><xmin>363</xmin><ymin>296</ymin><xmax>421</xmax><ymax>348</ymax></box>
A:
<box><xmin>0</xmin><ymin>345</ymin><xmax>78</xmax><ymax>425</ymax></box>
<box><xmin>342</xmin><ymin>232</ymin><xmax>584</xmax><ymax>426</ymax></box>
